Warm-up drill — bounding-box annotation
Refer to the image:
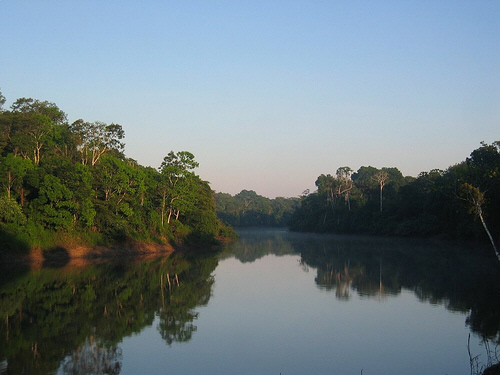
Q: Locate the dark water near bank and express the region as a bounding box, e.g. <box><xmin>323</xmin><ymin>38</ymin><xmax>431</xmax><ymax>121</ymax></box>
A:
<box><xmin>1</xmin><ymin>229</ymin><xmax>500</xmax><ymax>374</ymax></box>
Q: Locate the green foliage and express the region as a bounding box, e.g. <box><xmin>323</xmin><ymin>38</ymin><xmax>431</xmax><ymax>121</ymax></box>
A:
<box><xmin>0</xmin><ymin>196</ymin><xmax>26</xmax><ymax>224</ymax></box>
<box><xmin>0</xmin><ymin>252</ymin><xmax>219</xmax><ymax>373</ymax></box>
<box><xmin>30</xmin><ymin>174</ymin><xmax>76</xmax><ymax>230</ymax></box>
<box><xmin>215</xmin><ymin>190</ymin><xmax>299</xmax><ymax>227</ymax></box>
<box><xmin>0</xmin><ymin>153</ymin><xmax>33</xmax><ymax>199</ymax></box>
<box><xmin>69</xmin><ymin>119</ymin><xmax>125</xmax><ymax>165</ymax></box>
<box><xmin>0</xmin><ymin>93</ymin><xmax>227</xmax><ymax>252</ymax></box>
<box><xmin>289</xmin><ymin>142</ymin><xmax>500</xmax><ymax>245</ymax></box>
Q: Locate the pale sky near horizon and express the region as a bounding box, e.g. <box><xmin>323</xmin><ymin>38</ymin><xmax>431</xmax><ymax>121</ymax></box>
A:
<box><xmin>1</xmin><ymin>1</ymin><xmax>499</xmax><ymax>198</ymax></box>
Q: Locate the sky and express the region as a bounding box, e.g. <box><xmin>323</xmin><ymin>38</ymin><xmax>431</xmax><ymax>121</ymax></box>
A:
<box><xmin>1</xmin><ymin>1</ymin><xmax>499</xmax><ymax>198</ymax></box>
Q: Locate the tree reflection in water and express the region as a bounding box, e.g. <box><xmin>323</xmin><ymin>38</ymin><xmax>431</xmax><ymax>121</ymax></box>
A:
<box><xmin>0</xmin><ymin>251</ymin><xmax>219</xmax><ymax>374</ymax></box>
<box><xmin>1</xmin><ymin>231</ymin><xmax>500</xmax><ymax>374</ymax></box>
<box><xmin>61</xmin><ymin>336</ymin><xmax>121</xmax><ymax>375</ymax></box>
<box><xmin>229</xmin><ymin>229</ymin><xmax>500</xmax><ymax>343</ymax></box>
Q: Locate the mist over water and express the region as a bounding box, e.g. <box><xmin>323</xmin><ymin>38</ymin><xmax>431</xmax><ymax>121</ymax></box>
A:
<box><xmin>1</xmin><ymin>229</ymin><xmax>499</xmax><ymax>374</ymax></box>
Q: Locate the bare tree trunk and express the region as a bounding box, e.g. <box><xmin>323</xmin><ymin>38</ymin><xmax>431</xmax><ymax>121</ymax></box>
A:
<box><xmin>459</xmin><ymin>183</ymin><xmax>500</xmax><ymax>263</ymax></box>
<box><xmin>478</xmin><ymin>209</ymin><xmax>500</xmax><ymax>262</ymax></box>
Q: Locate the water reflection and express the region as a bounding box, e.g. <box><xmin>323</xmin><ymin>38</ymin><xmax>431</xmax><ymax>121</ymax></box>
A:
<box><xmin>229</xmin><ymin>229</ymin><xmax>500</xmax><ymax>342</ymax></box>
<box><xmin>0</xmin><ymin>251</ymin><xmax>219</xmax><ymax>374</ymax></box>
<box><xmin>1</xmin><ymin>230</ymin><xmax>500</xmax><ymax>374</ymax></box>
<box><xmin>60</xmin><ymin>336</ymin><xmax>122</xmax><ymax>375</ymax></box>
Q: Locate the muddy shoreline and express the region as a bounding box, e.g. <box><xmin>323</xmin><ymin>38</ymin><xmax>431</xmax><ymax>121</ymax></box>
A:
<box><xmin>0</xmin><ymin>240</ymin><xmax>176</xmax><ymax>269</ymax></box>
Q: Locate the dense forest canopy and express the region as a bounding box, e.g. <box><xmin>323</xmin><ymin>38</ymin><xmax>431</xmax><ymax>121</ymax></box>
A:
<box><xmin>288</xmin><ymin>143</ymin><xmax>500</xmax><ymax>259</ymax></box>
<box><xmin>215</xmin><ymin>190</ymin><xmax>299</xmax><ymax>227</ymax></box>
<box><xmin>0</xmin><ymin>90</ymin><xmax>231</xmax><ymax>252</ymax></box>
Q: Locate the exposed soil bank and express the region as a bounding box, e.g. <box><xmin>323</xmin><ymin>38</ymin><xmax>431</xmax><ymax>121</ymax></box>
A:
<box><xmin>1</xmin><ymin>240</ymin><xmax>176</xmax><ymax>269</ymax></box>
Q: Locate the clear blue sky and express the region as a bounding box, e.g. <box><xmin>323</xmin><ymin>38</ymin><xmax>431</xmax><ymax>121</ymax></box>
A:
<box><xmin>1</xmin><ymin>1</ymin><xmax>498</xmax><ymax>198</ymax></box>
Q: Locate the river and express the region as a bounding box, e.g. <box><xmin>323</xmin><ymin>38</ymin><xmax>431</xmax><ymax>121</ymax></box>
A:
<box><xmin>1</xmin><ymin>229</ymin><xmax>499</xmax><ymax>374</ymax></box>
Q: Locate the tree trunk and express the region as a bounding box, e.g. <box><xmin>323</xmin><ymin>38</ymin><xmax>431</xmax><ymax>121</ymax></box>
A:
<box><xmin>478</xmin><ymin>208</ymin><xmax>500</xmax><ymax>262</ymax></box>
<box><xmin>379</xmin><ymin>186</ymin><xmax>383</xmax><ymax>212</ymax></box>
<box><xmin>160</xmin><ymin>193</ymin><xmax>167</xmax><ymax>227</ymax></box>
<box><xmin>7</xmin><ymin>171</ymin><xmax>11</xmax><ymax>198</ymax></box>
<box><xmin>20</xmin><ymin>187</ymin><xmax>25</xmax><ymax>207</ymax></box>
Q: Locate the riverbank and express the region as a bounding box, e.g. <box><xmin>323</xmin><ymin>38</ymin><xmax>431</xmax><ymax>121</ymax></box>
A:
<box><xmin>0</xmin><ymin>239</ymin><xmax>176</xmax><ymax>268</ymax></box>
<box><xmin>0</xmin><ymin>229</ymin><xmax>237</xmax><ymax>269</ymax></box>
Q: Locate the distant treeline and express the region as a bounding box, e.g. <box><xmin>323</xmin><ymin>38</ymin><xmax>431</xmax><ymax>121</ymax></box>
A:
<box><xmin>288</xmin><ymin>141</ymin><xmax>500</xmax><ymax>247</ymax></box>
<box><xmin>215</xmin><ymin>190</ymin><xmax>299</xmax><ymax>227</ymax></box>
<box><xmin>0</xmin><ymin>90</ymin><xmax>232</xmax><ymax>252</ymax></box>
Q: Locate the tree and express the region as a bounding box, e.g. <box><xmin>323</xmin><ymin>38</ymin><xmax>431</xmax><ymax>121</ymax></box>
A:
<box><xmin>159</xmin><ymin>151</ymin><xmax>199</xmax><ymax>173</ymax></box>
<box><xmin>9</xmin><ymin>98</ymin><xmax>68</xmax><ymax>164</ymax></box>
<box><xmin>0</xmin><ymin>196</ymin><xmax>26</xmax><ymax>224</ymax></box>
<box><xmin>41</xmin><ymin>156</ymin><xmax>96</xmax><ymax>228</ymax></box>
<box><xmin>459</xmin><ymin>183</ymin><xmax>499</xmax><ymax>262</ymax></box>
<box><xmin>336</xmin><ymin>166</ymin><xmax>353</xmax><ymax>210</ymax></box>
<box><xmin>0</xmin><ymin>154</ymin><xmax>33</xmax><ymax>202</ymax></box>
<box><xmin>30</xmin><ymin>174</ymin><xmax>76</xmax><ymax>230</ymax></box>
<box><xmin>158</xmin><ymin>151</ymin><xmax>199</xmax><ymax>226</ymax></box>
<box><xmin>69</xmin><ymin>120</ymin><xmax>125</xmax><ymax>166</ymax></box>
<box><xmin>373</xmin><ymin>169</ymin><xmax>389</xmax><ymax>212</ymax></box>
<box><xmin>182</xmin><ymin>178</ymin><xmax>219</xmax><ymax>239</ymax></box>
<box><xmin>0</xmin><ymin>88</ymin><xmax>5</xmax><ymax>111</ymax></box>
<box><xmin>10</xmin><ymin>98</ymin><xmax>67</xmax><ymax>124</ymax></box>
<box><xmin>0</xmin><ymin>91</ymin><xmax>226</xmax><ymax>246</ymax></box>
<box><xmin>352</xmin><ymin>166</ymin><xmax>379</xmax><ymax>204</ymax></box>
<box><xmin>466</xmin><ymin>141</ymin><xmax>500</xmax><ymax>187</ymax></box>
<box><xmin>93</xmin><ymin>156</ymin><xmax>135</xmax><ymax>212</ymax></box>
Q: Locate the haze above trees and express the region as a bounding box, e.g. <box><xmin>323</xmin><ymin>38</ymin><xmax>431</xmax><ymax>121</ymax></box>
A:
<box><xmin>1</xmin><ymin>89</ymin><xmax>498</xmax><ymax>261</ymax></box>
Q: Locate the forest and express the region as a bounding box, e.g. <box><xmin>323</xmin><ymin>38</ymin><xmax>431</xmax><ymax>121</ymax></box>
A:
<box><xmin>287</xmin><ymin>142</ymin><xmax>500</xmax><ymax>258</ymax></box>
<box><xmin>215</xmin><ymin>190</ymin><xmax>299</xmax><ymax>228</ymax></box>
<box><xmin>1</xmin><ymin>88</ymin><xmax>499</xmax><ymax>260</ymax></box>
<box><xmin>0</xmin><ymin>90</ymin><xmax>233</xmax><ymax>255</ymax></box>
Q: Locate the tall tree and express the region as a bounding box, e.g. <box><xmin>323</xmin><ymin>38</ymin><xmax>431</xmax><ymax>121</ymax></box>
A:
<box><xmin>373</xmin><ymin>169</ymin><xmax>389</xmax><ymax>212</ymax></box>
<box><xmin>9</xmin><ymin>98</ymin><xmax>67</xmax><ymax>164</ymax></box>
<box><xmin>158</xmin><ymin>151</ymin><xmax>199</xmax><ymax>226</ymax></box>
<box><xmin>336</xmin><ymin>166</ymin><xmax>353</xmax><ymax>210</ymax></box>
<box><xmin>10</xmin><ymin>98</ymin><xmax>67</xmax><ymax>124</ymax></box>
<box><xmin>459</xmin><ymin>183</ymin><xmax>499</xmax><ymax>262</ymax></box>
<box><xmin>352</xmin><ymin>166</ymin><xmax>379</xmax><ymax>203</ymax></box>
<box><xmin>69</xmin><ymin>120</ymin><xmax>125</xmax><ymax>165</ymax></box>
<box><xmin>0</xmin><ymin>154</ymin><xmax>33</xmax><ymax>204</ymax></box>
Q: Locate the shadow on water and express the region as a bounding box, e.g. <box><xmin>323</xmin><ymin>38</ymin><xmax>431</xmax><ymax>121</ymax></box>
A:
<box><xmin>0</xmin><ymin>226</ymin><xmax>32</xmax><ymax>289</ymax></box>
<box><xmin>0</xmin><ymin>226</ymin><xmax>31</xmax><ymax>255</ymax></box>
<box><xmin>42</xmin><ymin>246</ymin><xmax>70</xmax><ymax>268</ymax></box>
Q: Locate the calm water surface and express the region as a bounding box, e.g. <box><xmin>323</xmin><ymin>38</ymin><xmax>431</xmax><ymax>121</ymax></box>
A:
<box><xmin>1</xmin><ymin>229</ymin><xmax>499</xmax><ymax>374</ymax></box>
